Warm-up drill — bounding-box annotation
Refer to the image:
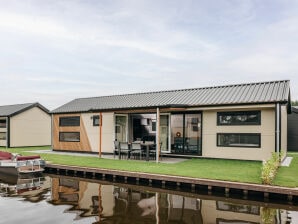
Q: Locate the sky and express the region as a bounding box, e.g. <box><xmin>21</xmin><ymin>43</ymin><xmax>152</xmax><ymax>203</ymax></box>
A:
<box><xmin>0</xmin><ymin>0</ymin><xmax>298</xmax><ymax>110</ymax></box>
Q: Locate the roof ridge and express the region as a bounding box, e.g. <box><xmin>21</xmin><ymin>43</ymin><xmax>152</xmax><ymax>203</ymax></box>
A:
<box><xmin>0</xmin><ymin>102</ymin><xmax>35</xmax><ymax>107</ymax></box>
<box><xmin>73</xmin><ymin>80</ymin><xmax>290</xmax><ymax>101</ymax></box>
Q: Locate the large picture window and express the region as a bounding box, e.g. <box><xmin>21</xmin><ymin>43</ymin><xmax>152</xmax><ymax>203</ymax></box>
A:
<box><xmin>171</xmin><ymin>113</ymin><xmax>202</xmax><ymax>155</ymax></box>
<box><xmin>217</xmin><ymin>133</ymin><xmax>261</xmax><ymax>148</ymax></box>
<box><xmin>59</xmin><ymin>132</ymin><xmax>80</xmax><ymax>142</ymax></box>
<box><xmin>59</xmin><ymin>116</ymin><xmax>80</xmax><ymax>127</ymax></box>
<box><xmin>217</xmin><ymin>111</ymin><xmax>261</xmax><ymax>125</ymax></box>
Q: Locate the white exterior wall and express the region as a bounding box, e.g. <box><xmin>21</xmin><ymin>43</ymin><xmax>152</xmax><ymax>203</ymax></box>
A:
<box><xmin>101</xmin><ymin>113</ymin><xmax>114</xmax><ymax>153</ymax></box>
<box><xmin>10</xmin><ymin>107</ymin><xmax>51</xmax><ymax>147</ymax></box>
<box><xmin>80</xmin><ymin>112</ymin><xmax>114</xmax><ymax>153</ymax></box>
<box><xmin>82</xmin><ymin>113</ymin><xmax>100</xmax><ymax>153</ymax></box>
<box><xmin>202</xmin><ymin>107</ymin><xmax>276</xmax><ymax>161</ymax></box>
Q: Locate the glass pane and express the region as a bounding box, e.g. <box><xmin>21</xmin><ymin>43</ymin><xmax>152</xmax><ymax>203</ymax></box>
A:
<box><xmin>171</xmin><ymin>114</ymin><xmax>202</xmax><ymax>155</ymax></box>
<box><xmin>59</xmin><ymin>116</ymin><xmax>80</xmax><ymax>126</ymax></box>
<box><xmin>218</xmin><ymin>111</ymin><xmax>260</xmax><ymax>125</ymax></box>
<box><xmin>0</xmin><ymin>120</ymin><xmax>6</xmax><ymax>128</ymax></box>
<box><xmin>59</xmin><ymin>132</ymin><xmax>80</xmax><ymax>142</ymax></box>
<box><xmin>115</xmin><ymin>116</ymin><xmax>127</xmax><ymax>142</ymax></box>
<box><xmin>217</xmin><ymin>133</ymin><xmax>260</xmax><ymax>147</ymax></box>
<box><xmin>160</xmin><ymin>115</ymin><xmax>169</xmax><ymax>152</ymax></box>
<box><xmin>185</xmin><ymin>114</ymin><xmax>201</xmax><ymax>155</ymax></box>
<box><xmin>0</xmin><ymin>132</ymin><xmax>6</xmax><ymax>140</ymax></box>
<box><xmin>93</xmin><ymin>115</ymin><xmax>100</xmax><ymax>126</ymax></box>
<box><xmin>171</xmin><ymin>114</ymin><xmax>184</xmax><ymax>154</ymax></box>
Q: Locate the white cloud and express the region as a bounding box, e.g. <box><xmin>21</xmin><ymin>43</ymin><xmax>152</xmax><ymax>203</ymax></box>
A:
<box><xmin>0</xmin><ymin>0</ymin><xmax>298</xmax><ymax>109</ymax></box>
<box><xmin>0</xmin><ymin>12</ymin><xmax>73</xmax><ymax>40</ymax></box>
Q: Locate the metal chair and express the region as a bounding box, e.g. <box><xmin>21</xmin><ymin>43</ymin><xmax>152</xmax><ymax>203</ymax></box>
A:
<box><xmin>113</xmin><ymin>140</ymin><xmax>119</xmax><ymax>158</ymax></box>
<box><xmin>119</xmin><ymin>142</ymin><xmax>130</xmax><ymax>159</ymax></box>
<box><xmin>149</xmin><ymin>142</ymin><xmax>163</xmax><ymax>160</ymax></box>
<box><xmin>130</xmin><ymin>142</ymin><xmax>143</xmax><ymax>160</ymax></box>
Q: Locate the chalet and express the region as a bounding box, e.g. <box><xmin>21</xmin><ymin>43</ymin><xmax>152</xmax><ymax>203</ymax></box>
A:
<box><xmin>0</xmin><ymin>103</ymin><xmax>51</xmax><ymax>147</ymax></box>
<box><xmin>51</xmin><ymin>80</ymin><xmax>291</xmax><ymax>161</ymax></box>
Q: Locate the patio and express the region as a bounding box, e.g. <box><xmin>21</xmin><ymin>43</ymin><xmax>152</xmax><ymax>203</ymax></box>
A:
<box><xmin>31</xmin><ymin>149</ymin><xmax>188</xmax><ymax>164</ymax></box>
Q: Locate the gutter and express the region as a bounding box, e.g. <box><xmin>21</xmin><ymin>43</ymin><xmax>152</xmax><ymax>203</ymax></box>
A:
<box><xmin>7</xmin><ymin>116</ymin><xmax>10</xmax><ymax>148</ymax></box>
<box><xmin>275</xmin><ymin>103</ymin><xmax>281</xmax><ymax>155</ymax></box>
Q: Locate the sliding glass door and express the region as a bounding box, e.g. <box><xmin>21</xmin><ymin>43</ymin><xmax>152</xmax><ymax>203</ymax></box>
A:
<box><xmin>115</xmin><ymin>115</ymin><xmax>127</xmax><ymax>142</ymax></box>
<box><xmin>160</xmin><ymin>115</ymin><xmax>170</xmax><ymax>153</ymax></box>
<box><xmin>171</xmin><ymin>113</ymin><xmax>201</xmax><ymax>155</ymax></box>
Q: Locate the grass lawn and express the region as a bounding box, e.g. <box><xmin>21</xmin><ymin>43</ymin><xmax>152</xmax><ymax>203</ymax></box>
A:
<box><xmin>1</xmin><ymin>146</ymin><xmax>262</xmax><ymax>184</ymax></box>
<box><xmin>273</xmin><ymin>152</ymin><xmax>298</xmax><ymax>187</ymax></box>
<box><xmin>2</xmin><ymin>146</ymin><xmax>297</xmax><ymax>187</ymax></box>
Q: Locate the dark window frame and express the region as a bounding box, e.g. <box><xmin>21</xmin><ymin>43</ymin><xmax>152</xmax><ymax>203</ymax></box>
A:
<box><xmin>217</xmin><ymin>111</ymin><xmax>261</xmax><ymax>126</ymax></box>
<box><xmin>93</xmin><ymin>115</ymin><xmax>100</xmax><ymax>126</ymax></box>
<box><xmin>59</xmin><ymin>132</ymin><xmax>80</xmax><ymax>142</ymax></box>
<box><xmin>217</xmin><ymin>133</ymin><xmax>261</xmax><ymax>148</ymax></box>
<box><xmin>59</xmin><ymin>116</ymin><xmax>80</xmax><ymax>127</ymax></box>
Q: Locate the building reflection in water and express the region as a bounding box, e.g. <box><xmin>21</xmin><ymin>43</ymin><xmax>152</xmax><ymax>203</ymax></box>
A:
<box><xmin>49</xmin><ymin>176</ymin><xmax>293</xmax><ymax>224</ymax></box>
<box><xmin>0</xmin><ymin>173</ymin><xmax>50</xmax><ymax>203</ymax></box>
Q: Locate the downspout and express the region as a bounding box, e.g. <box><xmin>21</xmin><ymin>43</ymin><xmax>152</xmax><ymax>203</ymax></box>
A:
<box><xmin>51</xmin><ymin>114</ymin><xmax>53</xmax><ymax>150</ymax></box>
<box><xmin>275</xmin><ymin>103</ymin><xmax>281</xmax><ymax>156</ymax></box>
<box><xmin>5</xmin><ymin>117</ymin><xmax>8</xmax><ymax>148</ymax></box>
<box><xmin>7</xmin><ymin>117</ymin><xmax>10</xmax><ymax>148</ymax></box>
<box><xmin>99</xmin><ymin>112</ymin><xmax>102</xmax><ymax>158</ymax></box>
<box><xmin>156</xmin><ymin>107</ymin><xmax>160</xmax><ymax>163</ymax></box>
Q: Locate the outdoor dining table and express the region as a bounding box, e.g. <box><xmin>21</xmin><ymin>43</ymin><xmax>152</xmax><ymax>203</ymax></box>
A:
<box><xmin>140</xmin><ymin>142</ymin><xmax>155</xmax><ymax>161</ymax></box>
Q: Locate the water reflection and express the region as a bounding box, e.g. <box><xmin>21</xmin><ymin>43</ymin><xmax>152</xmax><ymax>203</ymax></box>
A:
<box><xmin>0</xmin><ymin>174</ymin><xmax>297</xmax><ymax>223</ymax></box>
<box><xmin>0</xmin><ymin>173</ymin><xmax>50</xmax><ymax>202</ymax></box>
<box><xmin>49</xmin><ymin>176</ymin><xmax>296</xmax><ymax>224</ymax></box>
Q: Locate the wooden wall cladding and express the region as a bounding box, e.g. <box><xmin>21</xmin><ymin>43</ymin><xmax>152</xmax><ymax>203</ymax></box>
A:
<box><xmin>53</xmin><ymin>114</ymin><xmax>92</xmax><ymax>152</ymax></box>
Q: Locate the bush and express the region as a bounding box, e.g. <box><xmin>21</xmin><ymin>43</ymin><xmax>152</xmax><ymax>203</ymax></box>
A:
<box><xmin>261</xmin><ymin>152</ymin><xmax>282</xmax><ymax>185</ymax></box>
<box><xmin>261</xmin><ymin>207</ymin><xmax>277</xmax><ymax>224</ymax></box>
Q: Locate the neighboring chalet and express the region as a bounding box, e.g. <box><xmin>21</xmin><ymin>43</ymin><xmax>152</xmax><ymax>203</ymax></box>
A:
<box><xmin>0</xmin><ymin>103</ymin><xmax>51</xmax><ymax>147</ymax></box>
<box><xmin>288</xmin><ymin>106</ymin><xmax>298</xmax><ymax>151</ymax></box>
<box><xmin>51</xmin><ymin>80</ymin><xmax>291</xmax><ymax>161</ymax></box>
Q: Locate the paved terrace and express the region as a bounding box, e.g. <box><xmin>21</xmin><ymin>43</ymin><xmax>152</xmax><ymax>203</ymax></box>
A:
<box><xmin>32</xmin><ymin>149</ymin><xmax>188</xmax><ymax>164</ymax></box>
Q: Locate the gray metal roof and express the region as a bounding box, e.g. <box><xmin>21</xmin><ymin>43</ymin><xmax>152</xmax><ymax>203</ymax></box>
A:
<box><xmin>51</xmin><ymin>80</ymin><xmax>291</xmax><ymax>114</ymax></box>
<box><xmin>0</xmin><ymin>103</ymin><xmax>49</xmax><ymax>117</ymax></box>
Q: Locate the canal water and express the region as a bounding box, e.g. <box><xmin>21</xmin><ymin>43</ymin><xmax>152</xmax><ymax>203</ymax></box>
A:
<box><xmin>0</xmin><ymin>174</ymin><xmax>297</xmax><ymax>224</ymax></box>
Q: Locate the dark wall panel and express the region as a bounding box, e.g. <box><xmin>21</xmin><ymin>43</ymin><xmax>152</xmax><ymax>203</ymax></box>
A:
<box><xmin>288</xmin><ymin>109</ymin><xmax>298</xmax><ymax>151</ymax></box>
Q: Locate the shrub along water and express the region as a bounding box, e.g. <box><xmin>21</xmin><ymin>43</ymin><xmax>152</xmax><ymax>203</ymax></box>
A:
<box><xmin>261</xmin><ymin>152</ymin><xmax>282</xmax><ymax>185</ymax></box>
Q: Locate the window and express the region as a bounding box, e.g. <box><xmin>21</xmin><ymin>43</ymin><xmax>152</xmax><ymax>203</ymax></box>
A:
<box><xmin>217</xmin><ymin>133</ymin><xmax>261</xmax><ymax>148</ymax></box>
<box><xmin>0</xmin><ymin>132</ymin><xmax>6</xmax><ymax>140</ymax></box>
<box><xmin>0</xmin><ymin>120</ymin><xmax>6</xmax><ymax>128</ymax></box>
<box><xmin>217</xmin><ymin>111</ymin><xmax>261</xmax><ymax>125</ymax></box>
<box><xmin>59</xmin><ymin>116</ymin><xmax>80</xmax><ymax>126</ymax></box>
<box><xmin>93</xmin><ymin>115</ymin><xmax>100</xmax><ymax>126</ymax></box>
<box><xmin>151</xmin><ymin>120</ymin><xmax>156</xmax><ymax>132</ymax></box>
<box><xmin>171</xmin><ymin>113</ymin><xmax>202</xmax><ymax>155</ymax></box>
<box><xmin>59</xmin><ymin>132</ymin><xmax>80</xmax><ymax>142</ymax></box>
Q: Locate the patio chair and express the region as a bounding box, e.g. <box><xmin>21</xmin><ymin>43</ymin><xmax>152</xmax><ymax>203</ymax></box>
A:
<box><xmin>149</xmin><ymin>142</ymin><xmax>163</xmax><ymax>160</ymax></box>
<box><xmin>130</xmin><ymin>142</ymin><xmax>143</xmax><ymax>160</ymax></box>
<box><xmin>119</xmin><ymin>142</ymin><xmax>130</xmax><ymax>159</ymax></box>
<box><xmin>113</xmin><ymin>140</ymin><xmax>119</xmax><ymax>158</ymax></box>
